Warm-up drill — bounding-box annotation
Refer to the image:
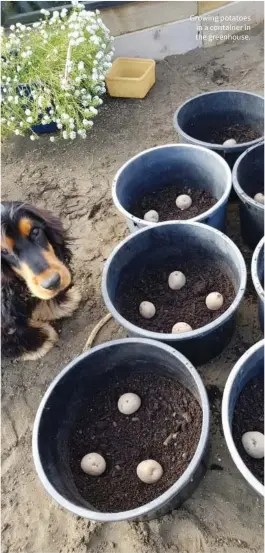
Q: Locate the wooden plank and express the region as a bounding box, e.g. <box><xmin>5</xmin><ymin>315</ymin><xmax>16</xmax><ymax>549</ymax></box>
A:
<box><xmin>198</xmin><ymin>1</ymin><xmax>231</xmax><ymax>15</ymax></box>
<box><xmin>101</xmin><ymin>1</ymin><xmax>197</xmax><ymax>37</ymax></box>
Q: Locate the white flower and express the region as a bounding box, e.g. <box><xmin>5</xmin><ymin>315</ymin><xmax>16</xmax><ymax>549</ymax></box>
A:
<box><xmin>52</xmin><ymin>10</ymin><xmax>59</xmax><ymax>18</ymax></box>
<box><xmin>70</xmin><ymin>122</ymin><xmax>75</xmax><ymax>129</ymax></box>
<box><xmin>25</xmin><ymin>109</ymin><xmax>31</xmax><ymax>115</ymax></box>
<box><xmin>82</xmin><ymin>119</ymin><xmax>89</xmax><ymax>126</ymax></box>
<box><xmin>61</xmin><ymin>25</ymin><xmax>66</xmax><ymax>30</ymax></box>
<box><xmin>10</xmin><ymin>117</ymin><xmax>15</xmax><ymax>121</ymax></box>
<box><xmin>30</xmin><ymin>135</ymin><xmax>36</xmax><ymax>141</ymax></box>
<box><xmin>27</xmin><ymin>117</ymin><xmax>33</xmax><ymax>123</ymax></box>
<box><xmin>63</xmin><ymin>131</ymin><xmax>68</xmax><ymax>139</ymax></box>
<box><xmin>14</xmin><ymin>129</ymin><xmax>20</xmax><ymax>135</ymax></box>
<box><xmin>71</xmin><ymin>0</ymin><xmax>79</xmax><ymax>6</ymax></box>
<box><xmin>7</xmin><ymin>96</ymin><xmax>13</xmax><ymax>102</ymax></box>
<box><xmin>61</xmin><ymin>8</ymin><xmax>68</xmax><ymax>18</ymax></box>
<box><xmin>40</xmin><ymin>8</ymin><xmax>50</xmax><ymax>15</ymax></box>
<box><xmin>90</xmin><ymin>106</ymin><xmax>98</xmax><ymax>115</ymax></box>
<box><xmin>21</xmin><ymin>52</ymin><xmax>27</xmax><ymax>58</ymax></box>
<box><xmin>10</xmin><ymin>24</ymin><xmax>15</xmax><ymax>30</ymax></box>
<box><xmin>20</xmin><ymin>122</ymin><xmax>24</xmax><ymax>127</ymax></box>
<box><xmin>75</xmin><ymin>76</ymin><xmax>81</xmax><ymax>84</ymax></box>
<box><xmin>16</xmin><ymin>65</ymin><xmax>21</xmax><ymax>72</ymax></box>
<box><xmin>78</xmin><ymin>61</ymin><xmax>84</xmax><ymax>71</ymax></box>
<box><xmin>57</xmin><ymin>123</ymin><xmax>63</xmax><ymax>129</ymax></box>
<box><xmin>70</xmin><ymin>131</ymin><xmax>76</xmax><ymax>139</ymax></box>
<box><xmin>50</xmin><ymin>136</ymin><xmax>55</xmax><ymax>142</ymax></box>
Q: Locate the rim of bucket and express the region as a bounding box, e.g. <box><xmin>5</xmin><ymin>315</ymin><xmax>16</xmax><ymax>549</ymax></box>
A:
<box><xmin>232</xmin><ymin>141</ymin><xmax>265</xmax><ymax>210</ymax></box>
<box><xmin>251</xmin><ymin>236</ymin><xmax>265</xmax><ymax>302</ymax></box>
<box><xmin>102</xmin><ymin>221</ymin><xmax>247</xmax><ymax>342</ymax></box>
<box><xmin>222</xmin><ymin>339</ymin><xmax>265</xmax><ymax>498</ymax></box>
<box><xmin>32</xmin><ymin>337</ymin><xmax>210</xmax><ymax>522</ymax></box>
<box><xmin>173</xmin><ymin>90</ymin><xmax>264</xmax><ymax>151</ymax></box>
<box><xmin>112</xmin><ymin>143</ymin><xmax>232</xmax><ymax>229</ymax></box>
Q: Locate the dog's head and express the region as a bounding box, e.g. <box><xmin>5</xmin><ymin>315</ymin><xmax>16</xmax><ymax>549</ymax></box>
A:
<box><xmin>1</xmin><ymin>202</ymin><xmax>71</xmax><ymax>300</ymax></box>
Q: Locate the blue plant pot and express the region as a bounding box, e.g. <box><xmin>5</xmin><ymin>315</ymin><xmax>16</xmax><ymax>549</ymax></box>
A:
<box><xmin>232</xmin><ymin>142</ymin><xmax>264</xmax><ymax>250</ymax></box>
<box><xmin>102</xmin><ymin>221</ymin><xmax>247</xmax><ymax>365</ymax></box>
<box><xmin>32</xmin><ymin>338</ymin><xmax>210</xmax><ymax>521</ymax></box>
<box><xmin>113</xmin><ymin>144</ymin><xmax>231</xmax><ymax>234</ymax></box>
<box><xmin>17</xmin><ymin>84</ymin><xmax>57</xmax><ymax>135</ymax></box>
<box><xmin>173</xmin><ymin>90</ymin><xmax>264</xmax><ymax>171</ymax></box>
<box><xmin>222</xmin><ymin>339</ymin><xmax>264</xmax><ymax>497</ymax></box>
<box><xmin>31</xmin><ymin>121</ymin><xmax>57</xmax><ymax>134</ymax></box>
<box><xmin>251</xmin><ymin>237</ymin><xmax>264</xmax><ymax>332</ymax></box>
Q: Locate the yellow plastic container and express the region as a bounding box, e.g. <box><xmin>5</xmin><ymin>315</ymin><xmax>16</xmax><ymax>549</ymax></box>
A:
<box><xmin>106</xmin><ymin>57</ymin><xmax>156</xmax><ymax>99</ymax></box>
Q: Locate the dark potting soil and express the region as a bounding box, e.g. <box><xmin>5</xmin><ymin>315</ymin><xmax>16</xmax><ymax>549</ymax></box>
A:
<box><xmin>209</xmin><ymin>123</ymin><xmax>261</xmax><ymax>145</ymax></box>
<box><xmin>131</xmin><ymin>185</ymin><xmax>216</xmax><ymax>221</ymax></box>
<box><xmin>232</xmin><ymin>374</ymin><xmax>264</xmax><ymax>484</ymax></box>
<box><xmin>117</xmin><ymin>260</ymin><xmax>235</xmax><ymax>333</ymax></box>
<box><xmin>68</xmin><ymin>371</ymin><xmax>202</xmax><ymax>512</ymax></box>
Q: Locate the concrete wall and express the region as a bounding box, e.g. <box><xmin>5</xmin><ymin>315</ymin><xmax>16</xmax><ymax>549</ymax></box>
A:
<box><xmin>102</xmin><ymin>1</ymin><xmax>264</xmax><ymax>60</ymax></box>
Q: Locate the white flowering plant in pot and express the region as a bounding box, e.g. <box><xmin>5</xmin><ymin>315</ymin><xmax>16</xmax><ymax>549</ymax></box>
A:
<box><xmin>1</xmin><ymin>1</ymin><xmax>114</xmax><ymax>141</ymax></box>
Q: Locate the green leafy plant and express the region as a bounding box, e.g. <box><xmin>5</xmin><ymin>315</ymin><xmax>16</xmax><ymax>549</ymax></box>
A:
<box><xmin>1</xmin><ymin>1</ymin><xmax>114</xmax><ymax>141</ymax></box>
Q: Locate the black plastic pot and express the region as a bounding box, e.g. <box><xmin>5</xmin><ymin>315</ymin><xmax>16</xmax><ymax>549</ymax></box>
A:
<box><xmin>251</xmin><ymin>237</ymin><xmax>264</xmax><ymax>331</ymax></box>
<box><xmin>222</xmin><ymin>339</ymin><xmax>264</xmax><ymax>497</ymax></box>
<box><xmin>232</xmin><ymin>142</ymin><xmax>264</xmax><ymax>249</ymax></box>
<box><xmin>173</xmin><ymin>90</ymin><xmax>264</xmax><ymax>170</ymax></box>
<box><xmin>102</xmin><ymin>222</ymin><xmax>247</xmax><ymax>365</ymax></box>
<box><xmin>32</xmin><ymin>338</ymin><xmax>210</xmax><ymax>522</ymax></box>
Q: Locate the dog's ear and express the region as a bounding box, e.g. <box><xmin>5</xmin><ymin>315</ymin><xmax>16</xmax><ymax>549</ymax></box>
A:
<box><xmin>23</xmin><ymin>204</ymin><xmax>72</xmax><ymax>263</ymax></box>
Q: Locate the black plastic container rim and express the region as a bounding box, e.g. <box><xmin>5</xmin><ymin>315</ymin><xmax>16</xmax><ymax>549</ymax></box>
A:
<box><xmin>32</xmin><ymin>337</ymin><xmax>210</xmax><ymax>521</ymax></box>
<box><xmin>222</xmin><ymin>338</ymin><xmax>265</xmax><ymax>498</ymax></box>
<box><xmin>232</xmin><ymin>141</ymin><xmax>265</xmax><ymax>210</ymax></box>
<box><xmin>102</xmin><ymin>221</ymin><xmax>247</xmax><ymax>342</ymax></box>
<box><xmin>251</xmin><ymin>236</ymin><xmax>265</xmax><ymax>303</ymax></box>
<box><xmin>112</xmin><ymin>143</ymin><xmax>232</xmax><ymax>228</ymax></box>
<box><xmin>173</xmin><ymin>90</ymin><xmax>264</xmax><ymax>151</ymax></box>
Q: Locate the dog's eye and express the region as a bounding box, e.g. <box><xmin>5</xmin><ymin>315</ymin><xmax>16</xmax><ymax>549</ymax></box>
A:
<box><xmin>1</xmin><ymin>248</ymin><xmax>9</xmax><ymax>256</ymax></box>
<box><xmin>30</xmin><ymin>227</ymin><xmax>41</xmax><ymax>238</ymax></box>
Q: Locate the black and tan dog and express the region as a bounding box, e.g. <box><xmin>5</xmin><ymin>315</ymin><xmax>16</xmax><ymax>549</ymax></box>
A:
<box><xmin>1</xmin><ymin>201</ymin><xmax>81</xmax><ymax>360</ymax></box>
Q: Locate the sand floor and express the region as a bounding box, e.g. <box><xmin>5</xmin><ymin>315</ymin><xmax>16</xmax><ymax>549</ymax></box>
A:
<box><xmin>2</xmin><ymin>25</ymin><xmax>264</xmax><ymax>553</ymax></box>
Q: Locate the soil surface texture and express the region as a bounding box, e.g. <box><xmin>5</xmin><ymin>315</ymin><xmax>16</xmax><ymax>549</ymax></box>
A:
<box><xmin>232</xmin><ymin>374</ymin><xmax>264</xmax><ymax>484</ymax></box>
<box><xmin>131</xmin><ymin>185</ymin><xmax>216</xmax><ymax>221</ymax></box>
<box><xmin>209</xmin><ymin>123</ymin><xmax>262</xmax><ymax>145</ymax></box>
<box><xmin>2</xmin><ymin>27</ymin><xmax>264</xmax><ymax>553</ymax></box>
<box><xmin>69</xmin><ymin>371</ymin><xmax>202</xmax><ymax>512</ymax></box>
<box><xmin>117</xmin><ymin>260</ymin><xmax>235</xmax><ymax>333</ymax></box>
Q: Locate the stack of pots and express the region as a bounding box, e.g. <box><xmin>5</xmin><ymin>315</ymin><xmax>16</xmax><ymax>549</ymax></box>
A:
<box><xmin>33</xmin><ymin>89</ymin><xmax>264</xmax><ymax>522</ymax></box>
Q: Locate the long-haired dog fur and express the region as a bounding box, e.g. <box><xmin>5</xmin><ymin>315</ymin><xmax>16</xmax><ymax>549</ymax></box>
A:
<box><xmin>1</xmin><ymin>201</ymin><xmax>81</xmax><ymax>360</ymax></box>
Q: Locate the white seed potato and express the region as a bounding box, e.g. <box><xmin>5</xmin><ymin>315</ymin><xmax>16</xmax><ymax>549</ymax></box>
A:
<box><xmin>205</xmin><ymin>292</ymin><xmax>224</xmax><ymax>311</ymax></box>
<box><xmin>118</xmin><ymin>393</ymin><xmax>141</xmax><ymax>415</ymax></box>
<box><xmin>254</xmin><ymin>193</ymin><xmax>264</xmax><ymax>205</ymax></box>
<box><xmin>81</xmin><ymin>453</ymin><xmax>106</xmax><ymax>476</ymax></box>
<box><xmin>139</xmin><ymin>301</ymin><xmax>156</xmax><ymax>319</ymax></box>
<box><xmin>222</xmin><ymin>138</ymin><xmax>237</xmax><ymax>146</ymax></box>
<box><xmin>168</xmin><ymin>271</ymin><xmax>186</xmax><ymax>290</ymax></box>
<box><xmin>136</xmin><ymin>459</ymin><xmax>163</xmax><ymax>484</ymax></box>
<box><xmin>172</xmin><ymin>322</ymin><xmax>192</xmax><ymax>333</ymax></box>
<box><xmin>144</xmin><ymin>210</ymin><xmax>159</xmax><ymax>223</ymax></box>
<box><xmin>176</xmin><ymin>194</ymin><xmax>192</xmax><ymax>211</ymax></box>
<box><xmin>242</xmin><ymin>431</ymin><xmax>264</xmax><ymax>459</ymax></box>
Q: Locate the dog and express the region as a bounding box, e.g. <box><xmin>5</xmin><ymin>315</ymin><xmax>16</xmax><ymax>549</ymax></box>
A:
<box><xmin>1</xmin><ymin>201</ymin><xmax>81</xmax><ymax>360</ymax></box>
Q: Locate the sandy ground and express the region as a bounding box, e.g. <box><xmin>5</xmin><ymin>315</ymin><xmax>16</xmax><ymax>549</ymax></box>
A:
<box><xmin>2</xmin><ymin>25</ymin><xmax>264</xmax><ymax>553</ymax></box>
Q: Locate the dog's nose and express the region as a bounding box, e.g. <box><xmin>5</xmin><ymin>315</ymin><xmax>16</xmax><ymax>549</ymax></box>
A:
<box><xmin>41</xmin><ymin>273</ymin><xmax>61</xmax><ymax>290</ymax></box>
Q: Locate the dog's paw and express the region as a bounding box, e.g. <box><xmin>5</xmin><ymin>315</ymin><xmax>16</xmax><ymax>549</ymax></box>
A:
<box><xmin>32</xmin><ymin>286</ymin><xmax>82</xmax><ymax>322</ymax></box>
<box><xmin>21</xmin><ymin>322</ymin><xmax>58</xmax><ymax>361</ymax></box>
